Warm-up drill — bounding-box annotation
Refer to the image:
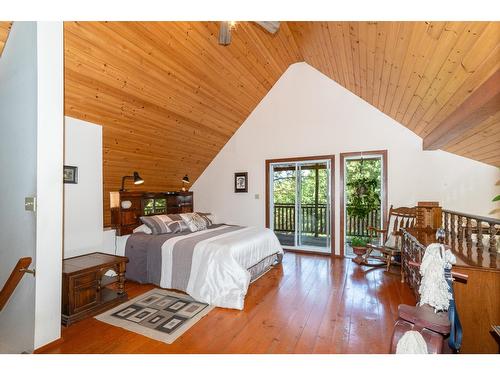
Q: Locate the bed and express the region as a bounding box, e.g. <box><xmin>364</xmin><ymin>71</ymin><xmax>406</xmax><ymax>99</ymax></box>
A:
<box><xmin>116</xmin><ymin>223</ymin><xmax>283</xmax><ymax>310</ymax></box>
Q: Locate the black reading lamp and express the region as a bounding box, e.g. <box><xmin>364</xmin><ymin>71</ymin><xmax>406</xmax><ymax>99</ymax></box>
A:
<box><xmin>120</xmin><ymin>171</ymin><xmax>144</xmax><ymax>191</ymax></box>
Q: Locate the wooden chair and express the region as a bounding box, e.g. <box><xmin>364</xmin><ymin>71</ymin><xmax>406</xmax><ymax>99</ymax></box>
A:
<box><xmin>364</xmin><ymin>205</ymin><xmax>417</xmax><ymax>271</ymax></box>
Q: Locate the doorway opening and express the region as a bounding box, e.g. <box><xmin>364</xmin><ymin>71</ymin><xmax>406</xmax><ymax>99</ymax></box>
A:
<box><xmin>266</xmin><ymin>155</ymin><xmax>334</xmax><ymax>254</ymax></box>
<box><xmin>340</xmin><ymin>151</ymin><xmax>387</xmax><ymax>258</ymax></box>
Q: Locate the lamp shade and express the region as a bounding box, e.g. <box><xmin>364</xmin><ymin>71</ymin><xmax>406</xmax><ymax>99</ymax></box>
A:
<box><xmin>133</xmin><ymin>172</ymin><xmax>144</xmax><ymax>185</ymax></box>
<box><xmin>182</xmin><ymin>174</ymin><xmax>190</xmax><ymax>184</ymax></box>
<box><xmin>109</xmin><ymin>192</ymin><xmax>120</xmax><ymax>208</ymax></box>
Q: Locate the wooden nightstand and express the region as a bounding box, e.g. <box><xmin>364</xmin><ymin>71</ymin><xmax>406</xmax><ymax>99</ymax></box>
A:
<box><xmin>62</xmin><ymin>252</ymin><xmax>128</xmax><ymax>326</ymax></box>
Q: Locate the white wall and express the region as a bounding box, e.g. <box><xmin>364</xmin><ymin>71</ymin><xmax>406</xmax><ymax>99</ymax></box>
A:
<box><xmin>34</xmin><ymin>22</ymin><xmax>64</xmax><ymax>350</ymax></box>
<box><xmin>192</xmin><ymin>63</ymin><xmax>500</xmax><ymax>255</ymax></box>
<box><xmin>0</xmin><ymin>21</ymin><xmax>38</xmax><ymax>354</ymax></box>
<box><xmin>0</xmin><ymin>21</ymin><xmax>64</xmax><ymax>353</ymax></box>
<box><xmin>64</xmin><ymin>116</ymin><xmax>104</xmax><ymax>258</ymax></box>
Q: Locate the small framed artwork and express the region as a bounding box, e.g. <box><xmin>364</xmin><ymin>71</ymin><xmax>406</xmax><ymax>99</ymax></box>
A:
<box><xmin>234</xmin><ymin>172</ymin><xmax>248</xmax><ymax>193</ymax></box>
<box><xmin>63</xmin><ymin>165</ymin><xmax>78</xmax><ymax>184</ymax></box>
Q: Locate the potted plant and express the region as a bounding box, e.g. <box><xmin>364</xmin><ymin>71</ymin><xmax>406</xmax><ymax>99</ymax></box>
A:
<box><xmin>351</xmin><ymin>236</ymin><xmax>369</xmax><ymax>265</ymax></box>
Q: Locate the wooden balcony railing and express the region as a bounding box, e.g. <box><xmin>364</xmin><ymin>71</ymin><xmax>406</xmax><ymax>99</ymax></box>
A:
<box><xmin>273</xmin><ymin>203</ymin><xmax>328</xmax><ymax>236</ymax></box>
<box><xmin>273</xmin><ymin>203</ymin><xmax>381</xmax><ymax>238</ymax></box>
<box><xmin>402</xmin><ymin>209</ymin><xmax>499</xmax><ymax>277</ymax></box>
<box><xmin>0</xmin><ymin>257</ymin><xmax>33</xmax><ymax>312</ymax></box>
<box><xmin>345</xmin><ymin>205</ymin><xmax>381</xmax><ymax>237</ymax></box>
<box><xmin>442</xmin><ymin>209</ymin><xmax>499</xmax><ymax>255</ymax></box>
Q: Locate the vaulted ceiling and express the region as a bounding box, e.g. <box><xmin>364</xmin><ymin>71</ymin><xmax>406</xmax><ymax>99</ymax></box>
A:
<box><xmin>1</xmin><ymin>21</ymin><xmax>499</xmax><ymax>226</ymax></box>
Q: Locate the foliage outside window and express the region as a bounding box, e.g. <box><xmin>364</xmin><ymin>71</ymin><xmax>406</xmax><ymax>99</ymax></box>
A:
<box><xmin>273</xmin><ymin>167</ymin><xmax>328</xmax><ymax>205</ymax></box>
<box><xmin>346</xmin><ymin>158</ymin><xmax>381</xmax><ymax>219</ymax></box>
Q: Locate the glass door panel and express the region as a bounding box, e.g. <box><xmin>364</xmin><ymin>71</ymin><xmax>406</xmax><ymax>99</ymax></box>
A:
<box><xmin>344</xmin><ymin>156</ymin><xmax>383</xmax><ymax>257</ymax></box>
<box><xmin>271</xmin><ymin>163</ymin><xmax>297</xmax><ymax>247</ymax></box>
<box><xmin>298</xmin><ymin>162</ymin><xmax>330</xmax><ymax>250</ymax></box>
<box><xmin>269</xmin><ymin>158</ymin><xmax>332</xmax><ymax>253</ymax></box>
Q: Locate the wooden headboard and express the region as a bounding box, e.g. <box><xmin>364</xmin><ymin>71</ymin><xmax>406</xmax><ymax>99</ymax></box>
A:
<box><xmin>110</xmin><ymin>191</ymin><xmax>194</xmax><ymax>236</ymax></box>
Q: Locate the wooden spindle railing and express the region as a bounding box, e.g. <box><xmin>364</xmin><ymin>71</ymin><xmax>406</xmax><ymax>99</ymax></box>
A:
<box><xmin>273</xmin><ymin>203</ymin><xmax>328</xmax><ymax>235</ymax></box>
<box><xmin>0</xmin><ymin>257</ymin><xmax>33</xmax><ymax>312</ymax></box>
<box><xmin>442</xmin><ymin>210</ymin><xmax>499</xmax><ymax>255</ymax></box>
<box><xmin>346</xmin><ymin>205</ymin><xmax>381</xmax><ymax>237</ymax></box>
<box><xmin>273</xmin><ymin>203</ymin><xmax>380</xmax><ymax>238</ymax></box>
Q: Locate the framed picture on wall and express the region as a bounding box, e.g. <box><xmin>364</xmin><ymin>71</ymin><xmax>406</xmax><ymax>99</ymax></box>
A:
<box><xmin>64</xmin><ymin>165</ymin><xmax>78</xmax><ymax>184</ymax></box>
<box><xmin>234</xmin><ymin>172</ymin><xmax>248</xmax><ymax>193</ymax></box>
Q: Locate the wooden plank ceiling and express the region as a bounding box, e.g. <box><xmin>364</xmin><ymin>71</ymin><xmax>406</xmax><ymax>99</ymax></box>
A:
<box><xmin>288</xmin><ymin>22</ymin><xmax>500</xmax><ymax>167</ymax></box>
<box><xmin>2</xmin><ymin>22</ymin><xmax>497</xmax><ymax>225</ymax></box>
<box><xmin>64</xmin><ymin>22</ymin><xmax>302</xmax><ymax>225</ymax></box>
<box><xmin>63</xmin><ymin>21</ymin><xmax>499</xmax><ymax>225</ymax></box>
<box><xmin>0</xmin><ymin>22</ymin><xmax>12</xmax><ymax>57</ymax></box>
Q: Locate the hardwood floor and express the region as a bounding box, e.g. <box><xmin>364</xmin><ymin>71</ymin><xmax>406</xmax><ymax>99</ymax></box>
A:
<box><xmin>37</xmin><ymin>253</ymin><xmax>415</xmax><ymax>354</ymax></box>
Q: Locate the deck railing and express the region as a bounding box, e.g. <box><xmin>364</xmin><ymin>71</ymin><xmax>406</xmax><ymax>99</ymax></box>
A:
<box><xmin>273</xmin><ymin>203</ymin><xmax>328</xmax><ymax>236</ymax></box>
<box><xmin>273</xmin><ymin>203</ymin><xmax>381</xmax><ymax>237</ymax></box>
<box><xmin>345</xmin><ymin>205</ymin><xmax>381</xmax><ymax>237</ymax></box>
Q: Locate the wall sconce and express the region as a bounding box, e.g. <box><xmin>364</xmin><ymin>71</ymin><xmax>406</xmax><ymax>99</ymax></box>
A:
<box><xmin>120</xmin><ymin>171</ymin><xmax>144</xmax><ymax>191</ymax></box>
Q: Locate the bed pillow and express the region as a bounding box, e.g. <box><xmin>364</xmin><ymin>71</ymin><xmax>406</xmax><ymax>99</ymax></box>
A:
<box><xmin>180</xmin><ymin>213</ymin><xmax>207</xmax><ymax>232</ymax></box>
<box><xmin>140</xmin><ymin>215</ymin><xmax>173</xmax><ymax>235</ymax></box>
<box><xmin>132</xmin><ymin>224</ymin><xmax>152</xmax><ymax>234</ymax></box>
<box><xmin>196</xmin><ymin>212</ymin><xmax>213</xmax><ymax>226</ymax></box>
<box><xmin>166</xmin><ymin>220</ymin><xmax>190</xmax><ymax>234</ymax></box>
<box><xmin>167</xmin><ymin>214</ymin><xmax>183</xmax><ymax>221</ymax></box>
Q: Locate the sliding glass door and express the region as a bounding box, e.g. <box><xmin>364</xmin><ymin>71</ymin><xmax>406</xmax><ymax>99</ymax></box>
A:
<box><xmin>268</xmin><ymin>157</ymin><xmax>333</xmax><ymax>253</ymax></box>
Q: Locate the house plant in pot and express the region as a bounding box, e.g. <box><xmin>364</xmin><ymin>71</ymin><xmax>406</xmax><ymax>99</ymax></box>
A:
<box><xmin>351</xmin><ymin>236</ymin><xmax>369</xmax><ymax>265</ymax></box>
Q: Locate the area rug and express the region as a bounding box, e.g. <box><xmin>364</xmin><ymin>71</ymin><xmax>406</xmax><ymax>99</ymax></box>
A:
<box><xmin>95</xmin><ymin>288</ymin><xmax>214</xmax><ymax>344</ymax></box>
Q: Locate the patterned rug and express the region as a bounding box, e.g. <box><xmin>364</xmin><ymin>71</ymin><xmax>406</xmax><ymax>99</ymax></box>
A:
<box><xmin>95</xmin><ymin>288</ymin><xmax>214</xmax><ymax>344</ymax></box>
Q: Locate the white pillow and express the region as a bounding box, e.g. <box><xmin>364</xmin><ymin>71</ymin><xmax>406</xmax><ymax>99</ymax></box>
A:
<box><xmin>133</xmin><ymin>224</ymin><xmax>152</xmax><ymax>234</ymax></box>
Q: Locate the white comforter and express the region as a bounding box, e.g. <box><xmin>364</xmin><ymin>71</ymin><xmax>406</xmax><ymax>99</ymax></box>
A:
<box><xmin>159</xmin><ymin>225</ymin><xmax>283</xmax><ymax>310</ymax></box>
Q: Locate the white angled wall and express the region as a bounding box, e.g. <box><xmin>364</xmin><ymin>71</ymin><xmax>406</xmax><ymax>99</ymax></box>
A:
<box><xmin>64</xmin><ymin>116</ymin><xmax>105</xmax><ymax>258</ymax></box>
<box><xmin>192</xmin><ymin>63</ymin><xmax>500</xmax><ymax>256</ymax></box>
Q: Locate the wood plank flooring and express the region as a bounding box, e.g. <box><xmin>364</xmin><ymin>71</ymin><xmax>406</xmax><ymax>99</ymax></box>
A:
<box><xmin>37</xmin><ymin>253</ymin><xmax>415</xmax><ymax>354</ymax></box>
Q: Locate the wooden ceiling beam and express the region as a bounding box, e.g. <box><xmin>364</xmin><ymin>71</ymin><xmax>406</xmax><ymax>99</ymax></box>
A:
<box><xmin>423</xmin><ymin>68</ymin><xmax>500</xmax><ymax>150</ymax></box>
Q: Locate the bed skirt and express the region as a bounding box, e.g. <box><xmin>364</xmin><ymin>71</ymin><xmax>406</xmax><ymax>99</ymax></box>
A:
<box><xmin>249</xmin><ymin>252</ymin><xmax>283</xmax><ymax>283</ymax></box>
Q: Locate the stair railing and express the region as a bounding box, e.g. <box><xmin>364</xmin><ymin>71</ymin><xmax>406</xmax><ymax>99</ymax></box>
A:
<box><xmin>0</xmin><ymin>257</ymin><xmax>34</xmax><ymax>311</ymax></box>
